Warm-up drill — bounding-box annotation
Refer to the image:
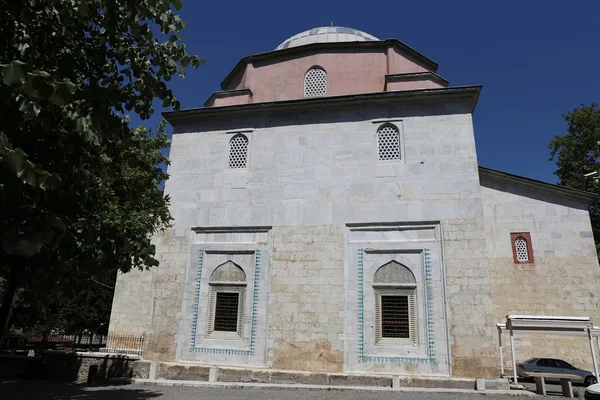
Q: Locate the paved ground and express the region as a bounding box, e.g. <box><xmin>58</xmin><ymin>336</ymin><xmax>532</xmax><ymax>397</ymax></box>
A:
<box><xmin>0</xmin><ymin>380</ymin><xmax>545</xmax><ymax>400</ymax></box>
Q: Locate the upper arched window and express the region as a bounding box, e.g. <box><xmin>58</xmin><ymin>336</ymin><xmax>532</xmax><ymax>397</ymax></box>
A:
<box><xmin>511</xmin><ymin>233</ymin><xmax>534</xmax><ymax>264</ymax></box>
<box><xmin>377</xmin><ymin>124</ymin><xmax>401</xmax><ymax>161</ymax></box>
<box><xmin>373</xmin><ymin>261</ymin><xmax>418</xmax><ymax>346</ymax></box>
<box><xmin>228</xmin><ymin>134</ymin><xmax>248</xmax><ymax>169</ymax></box>
<box><xmin>208</xmin><ymin>261</ymin><xmax>247</xmax><ymax>336</ymax></box>
<box><xmin>304</xmin><ymin>67</ymin><xmax>327</xmax><ymax>97</ymax></box>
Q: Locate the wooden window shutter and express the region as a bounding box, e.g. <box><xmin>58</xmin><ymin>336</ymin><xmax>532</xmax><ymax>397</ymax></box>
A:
<box><xmin>374</xmin><ymin>293</ymin><xmax>382</xmax><ymax>343</ymax></box>
<box><xmin>207</xmin><ymin>288</ymin><xmax>217</xmax><ymax>335</ymax></box>
<box><xmin>408</xmin><ymin>290</ymin><xmax>418</xmax><ymax>346</ymax></box>
<box><xmin>237</xmin><ymin>288</ymin><xmax>246</xmax><ymax>335</ymax></box>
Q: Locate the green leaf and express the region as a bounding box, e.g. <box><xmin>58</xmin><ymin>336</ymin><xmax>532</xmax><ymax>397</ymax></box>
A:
<box><xmin>180</xmin><ymin>55</ymin><xmax>190</xmax><ymax>67</ymax></box>
<box><xmin>50</xmin><ymin>81</ymin><xmax>75</xmax><ymax>106</ymax></box>
<box><xmin>17</xmin><ymin>43</ymin><xmax>30</xmax><ymax>56</ymax></box>
<box><xmin>22</xmin><ymin>162</ymin><xmax>38</xmax><ymax>187</ymax></box>
<box><xmin>191</xmin><ymin>56</ymin><xmax>203</xmax><ymax>68</ymax></box>
<box><xmin>61</xmin><ymin>78</ymin><xmax>77</xmax><ymax>94</ymax></box>
<box><xmin>172</xmin><ymin>0</ymin><xmax>183</xmax><ymax>10</ymax></box>
<box><xmin>3</xmin><ymin>60</ymin><xmax>27</xmax><ymax>88</ymax></box>
<box><xmin>4</xmin><ymin>147</ymin><xmax>28</xmax><ymax>176</ymax></box>
<box><xmin>0</xmin><ymin>132</ymin><xmax>9</xmax><ymax>150</ymax></box>
<box><xmin>24</xmin><ymin>73</ymin><xmax>54</xmax><ymax>99</ymax></box>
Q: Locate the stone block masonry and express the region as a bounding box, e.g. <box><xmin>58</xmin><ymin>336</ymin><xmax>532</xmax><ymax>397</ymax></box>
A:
<box><xmin>269</xmin><ymin>225</ymin><xmax>345</xmax><ymax>372</ymax></box>
<box><xmin>481</xmin><ymin>177</ymin><xmax>600</xmax><ymax>373</ymax></box>
<box><xmin>109</xmin><ymin>228</ymin><xmax>191</xmax><ymax>362</ymax></box>
<box><xmin>442</xmin><ymin>219</ymin><xmax>497</xmax><ymax>378</ymax></box>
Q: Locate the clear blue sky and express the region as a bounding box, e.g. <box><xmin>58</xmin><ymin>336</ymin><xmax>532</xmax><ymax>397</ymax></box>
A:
<box><xmin>139</xmin><ymin>0</ymin><xmax>600</xmax><ymax>184</ymax></box>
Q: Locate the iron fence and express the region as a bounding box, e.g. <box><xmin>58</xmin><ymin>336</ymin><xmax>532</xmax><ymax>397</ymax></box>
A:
<box><xmin>2</xmin><ymin>333</ymin><xmax>144</xmax><ymax>356</ymax></box>
<box><xmin>102</xmin><ymin>334</ymin><xmax>144</xmax><ymax>356</ymax></box>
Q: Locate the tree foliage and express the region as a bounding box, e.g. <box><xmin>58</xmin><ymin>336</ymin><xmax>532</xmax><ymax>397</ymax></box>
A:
<box><xmin>549</xmin><ymin>103</ymin><xmax>600</xmax><ymax>254</ymax></box>
<box><xmin>0</xmin><ymin>0</ymin><xmax>202</xmax><ymax>334</ymax></box>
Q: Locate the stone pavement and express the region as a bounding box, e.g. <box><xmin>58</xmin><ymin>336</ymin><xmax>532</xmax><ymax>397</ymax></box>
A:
<box><xmin>0</xmin><ymin>380</ymin><xmax>542</xmax><ymax>400</ymax></box>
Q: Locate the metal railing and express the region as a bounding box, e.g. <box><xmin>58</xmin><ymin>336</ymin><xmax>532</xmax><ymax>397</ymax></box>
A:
<box><xmin>2</xmin><ymin>333</ymin><xmax>144</xmax><ymax>356</ymax></box>
<box><xmin>102</xmin><ymin>334</ymin><xmax>144</xmax><ymax>356</ymax></box>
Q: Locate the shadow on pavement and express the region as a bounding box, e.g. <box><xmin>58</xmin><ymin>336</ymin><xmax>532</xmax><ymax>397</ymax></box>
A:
<box><xmin>0</xmin><ymin>380</ymin><xmax>162</xmax><ymax>400</ymax></box>
<box><xmin>520</xmin><ymin>381</ymin><xmax>586</xmax><ymax>397</ymax></box>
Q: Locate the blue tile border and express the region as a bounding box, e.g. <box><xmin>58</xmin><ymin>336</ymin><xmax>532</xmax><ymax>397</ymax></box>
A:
<box><xmin>189</xmin><ymin>249</ymin><xmax>261</xmax><ymax>356</ymax></box>
<box><xmin>357</xmin><ymin>248</ymin><xmax>436</xmax><ymax>364</ymax></box>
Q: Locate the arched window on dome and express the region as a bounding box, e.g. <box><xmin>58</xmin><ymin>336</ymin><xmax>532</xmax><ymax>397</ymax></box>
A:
<box><xmin>377</xmin><ymin>123</ymin><xmax>401</xmax><ymax>161</ymax></box>
<box><xmin>228</xmin><ymin>133</ymin><xmax>249</xmax><ymax>169</ymax></box>
<box><xmin>373</xmin><ymin>261</ymin><xmax>418</xmax><ymax>346</ymax></box>
<box><xmin>304</xmin><ymin>67</ymin><xmax>327</xmax><ymax>97</ymax></box>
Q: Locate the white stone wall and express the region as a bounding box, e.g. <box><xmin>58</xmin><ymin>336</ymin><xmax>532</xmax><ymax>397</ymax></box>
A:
<box><xmin>111</xmin><ymin>101</ymin><xmax>500</xmax><ymax>376</ymax></box>
<box><xmin>481</xmin><ymin>176</ymin><xmax>600</xmax><ymax>371</ymax></box>
<box><xmin>165</xmin><ymin>104</ymin><xmax>481</xmax><ymax>228</ymax></box>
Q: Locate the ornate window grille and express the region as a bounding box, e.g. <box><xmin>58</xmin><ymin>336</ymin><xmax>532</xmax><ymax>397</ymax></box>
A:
<box><xmin>515</xmin><ymin>237</ymin><xmax>529</xmax><ymax>262</ymax></box>
<box><xmin>510</xmin><ymin>232</ymin><xmax>534</xmax><ymax>264</ymax></box>
<box><xmin>304</xmin><ymin>68</ymin><xmax>327</xmax><ymax>97</ymax></box>
<box><xmin>228</xmin><ymin>134</ymin><xmax>249</xmax><ymax>169</ymax></box>
<box><xmin>377</xmin><ymin>124</ymin><xmax>401</xmax><ymax>161</ymax></box>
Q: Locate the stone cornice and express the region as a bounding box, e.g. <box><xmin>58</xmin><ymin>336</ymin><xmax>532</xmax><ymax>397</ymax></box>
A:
<box><xmin>203</xmin><ymin>88</ymin><xmax>253</xmax><ymax>107</ymax></box>
<box><xmin>385</xmin><ymin>72</ymin><xmax>449</xmax><ymax>87</ymax></box>
<box><xmin>163</xmin><ymin>86</ymin><xmax>482</xmax><ymax>125</ymax></box>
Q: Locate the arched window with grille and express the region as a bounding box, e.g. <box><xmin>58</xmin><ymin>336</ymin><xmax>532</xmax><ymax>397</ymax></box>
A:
<box><xmin>377</xmin><ymin>123</ymin><xmax>401</xmax><ymax>161</ymax></box>
<box><xmin>304</xmin><ymin>67</ymin><xmax>327</xmax><ymax>97</ymax></box>
<box><xmin>207</xmin><ymin>261</ymin><xmax>247</xmax><ymax>337</ymax></box>
<box><xmin>510</xmin><ymin>232</ymin><xmax>534</xmax><ymax>264</ymax></box>
<box><xmin>373</xmin><ymin>261</ymin><xmax>418</xmax><ymax>346</ymax></box>
<box><xmin>228</xmin><ymin>134</ymin><xmax>248</xmax><ymax>169</ymax></box>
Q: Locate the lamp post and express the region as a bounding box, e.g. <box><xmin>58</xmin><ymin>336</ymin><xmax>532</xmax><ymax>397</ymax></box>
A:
<box><xmin>0</xmin><ymin>228</ymin><xmax>44</xmax><ymax>349</ymax></box>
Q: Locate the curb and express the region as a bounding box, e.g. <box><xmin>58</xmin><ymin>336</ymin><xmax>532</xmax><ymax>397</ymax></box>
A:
<box><xmin>133</xmin><ymin>378</ymin><xmax>538</xmax><ymax>396</ymax></box>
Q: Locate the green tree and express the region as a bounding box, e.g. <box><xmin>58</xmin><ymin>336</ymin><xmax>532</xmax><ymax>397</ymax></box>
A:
<box><xmin>6</xmin><ymin>123</ymin><xmax>171</xmax><ymax>339</ymax></box>
<box><xmin>0</xmin><ymin>0</ymin><xmax>202</xmax><ymax>337</ymax></box>
<box><xmin>549</xmin><ymin>103</ymin><xmax>600</xmax><ymax>254</ymax></box>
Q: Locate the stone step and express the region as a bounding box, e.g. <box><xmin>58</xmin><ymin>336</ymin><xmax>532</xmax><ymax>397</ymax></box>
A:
<box><xmin>132</xmin><ymin>360</ymin><xmax>510</xmax><ymax>391</ymax></box>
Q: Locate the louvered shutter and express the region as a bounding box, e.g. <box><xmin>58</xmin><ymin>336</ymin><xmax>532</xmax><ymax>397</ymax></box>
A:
<box><xmin>237</xmin><ymin>288</ymin><xmax>246</xmax><ymax>335</ymax></box>
<box><xmin>408</xmin><ymin>290</ymin><xmax>418</xmax><ymax>346</ymax></box>
<box><xmin>207</xmin><ymin>288</ymin><xmax>217</xmax><ymax>335</ymax></box>
<box><xmin>374</xmin><ymin>294</ymin><xmax>382</xmax><ymax>343</ymax></box>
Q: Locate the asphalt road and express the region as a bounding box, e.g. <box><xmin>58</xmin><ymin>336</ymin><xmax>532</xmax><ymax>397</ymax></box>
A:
<box><xmin>0</xmin><ymin>381</ymin><xmax>545</xmax><ymax>400</ymax></box>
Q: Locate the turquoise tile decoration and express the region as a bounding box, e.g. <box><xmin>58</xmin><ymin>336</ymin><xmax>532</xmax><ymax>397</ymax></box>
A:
<box><xmin>189</xmin><ymin>249</ymin><xmax>261</xmax><ymax>356</ymax></box>
<box><xmin>357</xmin><ymin>248</ymin><xmax>436</xmax><ymax>364</ymax></box>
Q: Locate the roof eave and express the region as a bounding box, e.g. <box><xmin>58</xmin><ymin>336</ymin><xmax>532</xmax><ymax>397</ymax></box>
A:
<box><xmin>203</xmin><ymin>88</ymin><xmax>253</xmax><ymax>107</ymax></box>
<box><xmin>385</xmin><ymin>72</ymin><xmax>449</xmax><ymax>87</ymax></box>
<box><xmin>478</xmin><ymin>166</ymin><xmax>598</xmax><ymax>203</ymax></box>
<box><xmin>163</xmin><ymin>86</ymin><xmax>482</xmax><ymax>125</ymax></box>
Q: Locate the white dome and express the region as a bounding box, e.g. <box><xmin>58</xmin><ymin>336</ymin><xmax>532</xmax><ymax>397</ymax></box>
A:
<box><xmin>275</xmin><ymin>26</ymin><xmax>379</xmax><ymax>50</ymax></box>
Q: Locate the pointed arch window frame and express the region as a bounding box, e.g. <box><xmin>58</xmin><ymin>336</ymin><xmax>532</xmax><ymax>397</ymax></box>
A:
<box><xmin>207</xmin><ymin>260</ymin><xmax>248</xmax><ymax>338</ymax></box>
<box><xmin>510</xmin><ymin>232</ymin><xmax>534</xmax><ymax>264</ymax></box>
<box><xmin>372</xmin><ymin>260</ymin><xmax>419</xmax><ymax>347</ymax></box>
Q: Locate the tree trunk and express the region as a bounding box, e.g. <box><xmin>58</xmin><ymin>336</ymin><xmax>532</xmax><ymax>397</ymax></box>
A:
<box><xmin>0</xmin><ymin>263</ymin><xmax>23</xmax><ymax>349</ymax></box>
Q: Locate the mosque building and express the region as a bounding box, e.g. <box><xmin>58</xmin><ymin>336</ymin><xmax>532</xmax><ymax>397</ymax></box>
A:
<box><xmin>109</xmin><ymin>26</ymin><xmax>600</xmax><ymax>380</ymax></box>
